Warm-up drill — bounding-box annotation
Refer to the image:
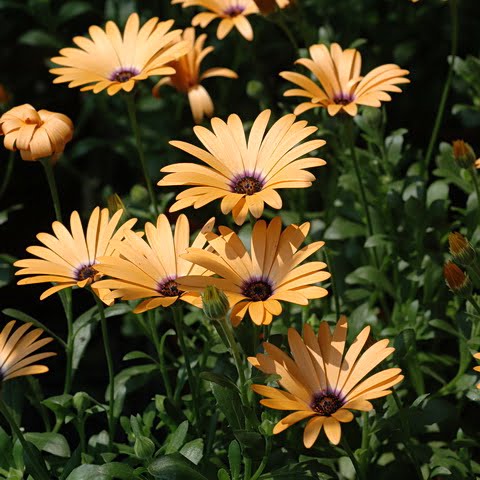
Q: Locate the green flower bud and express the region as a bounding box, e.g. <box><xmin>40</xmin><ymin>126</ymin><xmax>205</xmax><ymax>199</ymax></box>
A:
<box><xmin>202</xmin><ymin>285</ymin><xmax>229</xmax><ymax>321</ymax></box>
<box><xmin>448</xmin><ymin>231</ymin><xmax>477</xmax><ymax>267</ymax></box>
<box><xmin>134</xmin><ymin>435</ymin><xmax>155</xmax><ymax>459</ymax></box>
<box><xmin>452</xmin><ymin>140</ymin><xmax>477</xmax><ymax>169</ymax></box>
<box><xmin>443</xmin><ymin>261</ymin><xmax>473</xmax><ymax>298</ymax></box>
<box><xmin>107</xmin><ymin>193</ymin><xmax>126</xmax><ymax>217</ymax></box>
<box><xmin>130</xmin><ymin>184</ymin><xmax>149</xmax><ymax>205</ymax></box>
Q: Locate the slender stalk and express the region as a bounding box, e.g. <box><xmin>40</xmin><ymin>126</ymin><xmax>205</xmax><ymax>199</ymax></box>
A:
<box><xmin>421</xmin><ymin>0</ymin><xmax>458</xmax><ymax>177</ymax></box>
<box><xmin>469</xmin><ymin>169</ymin><xmax>480</xmax><ymax>226</ymax></box>
<box><xmin>271</xmin><ymin>12</ymin><xmax>298</xmax><ymax>51</ymax></box>
<box><xmin>40</xmin><ymin>158</ymin><xmax>62</xmax><ymax>222</ymax></box>
<box><xmin>250</xmin><ymin>437</ymin><xmax>271</xmax><ymax>480</ymax></box>
<box><xmin>124</xmin><ymin>94</ymin><xmax>158</xmax><ymax>215</ymax></box>
<box><xmin>173</xmin><ymin>306</ymin><xmax>201</xmax><ymax>431</ymax></box>
<box><xmin>0</xmin><ymin>150</ymin><xmax>14</xmax><ymax>200</ymax></box>
<box><xmin>0</xmin><ymin>397</ymin><xmax>50</xmax><ymax>480</ymax></box>
<box><xmin>325</xmin><ymin>248</ymin><xmax>341</xmax><ymax>320</ymax></box>
<box><xmin>59</xmin><ymin>289</ymin><xmax>74</xmax><ymax>395</ymax></box>
<box><xmin>148</xmin><ymin>310</ymin><xmax>173</xmax><ymax>401</ymax></box>
<box><xmin>341</xmin><ymin>436</ymin><xmax>365</xmax><ymax>480</ymax></box>
<box><xmin>92</xmin><ymin>292</ymin><xmax>115</xmax><ymax>450</ymax></box>
<box><xmin>392</xmin><ymin>391</ymin><xmax>424</xmax><ymax>479</ymax></box>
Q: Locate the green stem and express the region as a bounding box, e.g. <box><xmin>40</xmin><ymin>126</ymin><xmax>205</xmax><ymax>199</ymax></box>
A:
<box><xmin>361</xmin><ymin>411</ymin><xmax>369</xmax><ymax>454</ymax></box>
<box><xmin>469</xmin><ymin>168</ymin><xmax>480</xmax><ymax>227</ymax></box>
<box><xmin>40</xmin><ymin>158</ymin><xmax>62</xmax><ymax>222</ymax></box>
<box><xmin>173</xmin><ymin>306</ymin><xmax>201</xmax><ymax>431</ymax></box>
<box><xmin>92</xmin><ymin>293</ymin><xmax>115</xmax><ymax>450</ymax></box>
<box><xmin>341</xmin><ymin>436</ymin><xmax>365</xmax><ymax>480</ymax></box>
<box><xmin>0</xmin><ymin>397</ymin><xmax>50</xmax><ymax>480</ymax></box>
<box><xmin>148</xmin><ymin>311</ymin><xmax>173</xmax><ymax>401</ymax></box>
<box><xmin>250</xmin><ymin>437</ymin><xmax>271</xmax><ymax>480</ymax></box>
<box><xmin>392</xmin><ymin>391</ymin><xmax>424</xmax><ymax>479</ymax></box>
<box><xmin>421</xmin><ymin>0</ymin><xmax>458</xmax><ymax>177</ymax></box>
<box><xmin>272</xmin><ymin>12</ymin><xmax>298</xmax><ymax>51</ymax></box>
<box><xmin>0</xmin><ymin>150</ymin><xmax>14</xmax><ymax>200</ymax></box>
<box><xmin>59</xmin><ymin>289</ymin><xmax>74</xmax><ymax>395</ymax></box>
<box><xmin>324</xmin><ymin>248</ymin><xmax>340</xmax><ymax>320</ymax></box>
<box><xmin>124</xmin><ymin>94</ymin><xmax>158</xmax><ymax>215</ymax></box>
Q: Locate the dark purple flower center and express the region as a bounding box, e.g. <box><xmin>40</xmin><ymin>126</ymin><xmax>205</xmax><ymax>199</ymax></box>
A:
<box><xmin>157</xmin><ymin>278</ymin><xmax>180</xmax><ymax>297</ymax></box>
<box><xmin>230</xmin><ymin>173</ymin><xmax>264</xmax><ymax>196</ymax></box>
<box><xmin>109</xmin><ymin>67</ymin><xmax>140</xmax><ymax>83</ymax></box>
<box><xmin>75</xmin><ymin>264</ymin><xmax>97</xmax><ymax>282</ymax></box>
<box><xmin>243</xmin><ymin>279</ymin><xmax>273</xmax><ymax>301</ymax></box>
<box><xmin>224</xmin><ymin>5</ymin><xmax>245</xmax><ymax>16</ymax></box>
<box><xmin>311</xmin><ymin>391</ymin><xmax>344</xmax><ymax>416</ymax></box>
<box><xmin>333</xmin><ymin>93</ymin><xmax>354</xmax><ymax>105</ymax></box>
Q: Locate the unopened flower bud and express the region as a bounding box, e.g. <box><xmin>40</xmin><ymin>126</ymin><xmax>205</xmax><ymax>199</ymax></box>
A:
<box><xmin>448</xmin><ymin>232</ymin><xmax>476</xmax><ymax>267</ymax></box>
<box><xmin>202</xmin><ymin>285</ymin><xmax>229</xmax><ymax>321</ymax></box>
<box><xmin>452</xmin><ymin>140</ymin><xmax>476</xmax><ymax>169</ymax></box>
<box><xmin>134</xmin><ymin>435</ymin><xmax>155</xmax><ymax>459</ymax></box>
<box><xmin>130</xmin><ymin>184</ymin><xmax>149</xmax><ymax>205</ymax></box>
<box><xmin>443</xmin><ymin>261</ymin><xmax>472</xmax><ymax>297</ymax></box>
<box><xmin>107</xmin><ymin>193</ymin><xmax>126</xmax><ymax>216</ymax></box>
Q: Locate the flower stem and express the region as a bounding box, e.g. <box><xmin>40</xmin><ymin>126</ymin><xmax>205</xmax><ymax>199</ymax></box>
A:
<box><xmin>341</xmin><ymin>436</ymin><xmax>365</xmax><ymax>480</ymax></box>
<box><xmin>59</xmin><ymin>289</ymin><xmax>74</xmax><ymax>395</ymax></box>
<box><xmin>421</xmin><ymin>0</ymin><xmax>458</xmax><ymax>177</ymax></box>
<box><xmin>92</xmin><ymin>292</ymin><xmax>116</xmax><ymax>450</ymax></box>
<box><xmin>392</xmin><ymin>391</ymin><xmax>424</xmax><ymax>479</ymax></box>
<box><xmin>173</xmin><ymin>306</ymin><xmax>201</xmax><ymax>431</ymax></box>
<box><xmin>0</xmin><ymin>397</ymin><xmax>50</xmax><ymax>480</ymax></box>
<box><xmin>324</xmin><ymin>248</ymin><xmax>341</xmax><ymax>320</ymax></box>
<box><xmin>125</xmin><ymin>94</ymin><xmax>158</xmax><ymax>215</ymax></box>
<box><xmin>148</xmin><ymin>310</ymin><xmax>173</xmax><ymax>401</ymax></box>
<box><xmin>40</xmin><ymin>157</ymin><xmax>62</xmax><ymax>222</ymax></box>
<box><xmin>250</xmin><ymin>436</ymin><xmax>271</xmax><ymax>480</ymax></box>
<box><xmin>0</xmin><ymin>150</ymin><xmax>14</xmax><ymax>200</ymax></box>
<box><xmin>469</xmin><ymin>168</ymin><xmax>480</xmax><ymax>227</ymax></box>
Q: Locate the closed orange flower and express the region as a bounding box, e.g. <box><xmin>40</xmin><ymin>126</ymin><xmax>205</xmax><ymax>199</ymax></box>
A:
<box><xmin>0</xmin><ymin>104</ymin><xmax>73</xmax><ymax>161</ymax></box>
<box><xmin>153</xmin><ymin>28</ymin><xmax>237</xmax><ymax>123</ymax></box>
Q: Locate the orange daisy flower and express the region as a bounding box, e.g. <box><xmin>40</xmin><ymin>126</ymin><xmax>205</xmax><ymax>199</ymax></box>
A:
<box><xmin>50</xmin><ymin>13</ymin><xmax>190</xmax><ymax>95</ymax></box>
<box><xmin>0</xmin><ymin>321</ymin><xmax>56</xmax><ymax>383</ymax></box>
<box><xmin>14</xmin><ymin>208</ymin><xmax>137</xmax><ymax>302</ymax></box>
<box><xmin>0</xmin><ymin>104</ymin><xmax>73</xmax><ymax>162</ymax></box>
<box><xmin>179</xmin><ymin>217</ymin><xmax>330</xmax><ymax>326</ymax></box>
<box><xmin>158</xmin><ymin>110</ymin><xmax>326</xmax><ymax>226</ymax></box>
<box><xmin>280</xmin><ymin>43</ymin><xmax>410</xmax><ymax>116</ymax></box>
<box><xmin>152</xmin><ymin>28</ymin><xmax>237</xmax><ymax>123</ymax></box>
<box><xmin>249</xmin><ymin>317</ymin><xmax>403</xmax><ymax>446</ymax></box>
<box><xmin>93</xmin><ymin>214</ymin><xmax>215</xmax><ymax>313</ymax></box>
<box><xmin>172</xmin><ymin>0</ymin><xmax>259</xmax><ymax>41</ymax></box>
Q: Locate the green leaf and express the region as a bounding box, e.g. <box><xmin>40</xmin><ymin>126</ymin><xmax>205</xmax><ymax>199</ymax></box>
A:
<box><xmin>179</xmin><ymin>438</ymin><xmax>203</xmax><ymax>465</ymax></box>
<box><xmin>426</xmin><ymin>180</ymin><xmax>449</xmax><ymax>207</ymax></box>
<box><xmin>345</xmin><ymin>265</ymin><xmax>396</xmax><ymax>298</ymax></box>
<box><xmin>148</xmin><ymin>454</ymin><xmax>209</xmax><ymax>480</ymax></box>
<box><xmin>18</xmin><ymin>30</ymin><xmax>60</xmax><ymax>48</ymax></box>
<box><xmin>24</xmin><ymin>432</ymin><xmax>70</xmax><ymax>457</ymax></box>
<box><xmin>122</xmin><ymin>351</ymin><xmax>156</xmax><ymax>362</ymax></box>
<box><xmin>199</xmin><ymin>372</ymin><xmax>238</xmax><ymax>391</ymax></box>
<box><xmin>228</xmin><ymin>440</ymin><xmax>241</xmax><ymax>480</ymax></box>
<box><xmin>0</xmin><ymin>253</ymin><xmax>15</xmax><ymax>288</ymax></box>
<box><xmin>324</xmin><ymin>217</ymin><xmax>365</xmax><ymax>240</ymax></box>
<box><xmin>211</xmin><ymin>384</ymin><xmax>243</xmax><ymax>431</ymax></box>
<box><xmin>217</xmin><ymin>469</ymin><xmax>231</xmax><ymax>480</ymax></box>
<box><xmin>57</xmin><ymin>1</ymin><xmax>94</xmax><ymax>24</ymax></box>
<box><xmin>66</xmin><ymin>463</ymin><xmax>137</xmax><ymax>480</ymax></box>
<box><xmin>165</xmin><ymin>420</ymin><xmax>188</xmax><ymax>454</ymax></box>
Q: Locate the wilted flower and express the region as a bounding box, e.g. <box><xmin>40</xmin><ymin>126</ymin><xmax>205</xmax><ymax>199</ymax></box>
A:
<box><xmin>452</xmin><ymin>140</ymin><xmax>476</xmax><ymax>169</ymax></box>
<box><xmin>14</xmin><ymin>208</ymin><xmax>137</xmax><ymax>302</ymax></box>
<box><xmin>172</xmin><ymin>0</ymin><xmax>259</xmax><ymax>41</ymax></box>
<box><xmin>253</xmin><ymin>0</ymin><xmax>292</xmax><ymax>14</ymax></box>
<box><xmin>249</xmin><ymin>317</ymin><xmax>403</xmax><ymax>446</ymax></box>
<box><xmin>0</xmin><ymin>321</ymin><xmax>56</xmax><ymax>383</ymax></box>
<box><xmin>153</xmin><ymin>28</ymin><xmax>237</xmax><ymax>123</ymax></box>
<box><xmin>179</xmin><ymin>217</ymin><xmax>330</xmax><ymax>326</ymax></box>
<box><xmin>93</xmin><ymin>215</ymin><xmax>215</xmax><ymax>313</ymax></box>
<box><xmin>158</xmin><ymin>110</ymin><xmax>326</xmax><ymax>225</ymax></box>
<box><xmin>0</xmin><ymin>104</ymin><xmax>73</xmax><ymax>162</ymax></box>
<box><xmin>448</xmin><ymin>232</ymin><xmax>476</xmax><ymax>267</ymax></box>
<box><xmin>50</xmin><ymin>13</ymin><xmax>190</xmax><ymax>95</ymax></box>
<box><xmin>280</xmin><ymin>43</ymin><xmax>410</xmax><ymax>116</ymax></box>
<box><xmin>0</xmin><ymin>84</ymin><xmax>11</xmax><ymax>105</ymax></box>
<box><xmin>443</xmin><ymin>261</ymin><xmax>472</xmax><ymax>297</ymax></box>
